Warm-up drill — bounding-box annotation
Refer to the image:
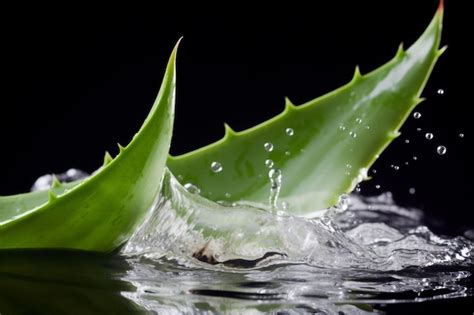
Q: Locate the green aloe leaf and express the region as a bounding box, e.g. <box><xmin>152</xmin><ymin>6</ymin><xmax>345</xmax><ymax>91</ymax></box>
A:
<box><xmin>167</xmin><ymin>6</ymin><xmax>444</xmax><ymax>216</ymax></box>
<box><xmin>0</xmin><ymin>42</ymin><xmax>179</xmax><ymax>252</ymax></box>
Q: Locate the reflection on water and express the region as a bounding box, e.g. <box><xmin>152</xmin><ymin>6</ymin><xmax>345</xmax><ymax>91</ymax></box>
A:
<box><xmin>1</xmin><ymin>171</ymin><xmax>473</xmax><ymax>314</ymax></box>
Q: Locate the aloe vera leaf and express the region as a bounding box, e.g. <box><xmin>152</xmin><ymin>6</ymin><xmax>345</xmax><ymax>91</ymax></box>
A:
<box><xmin>0</xmin><ymin>42</ymin><xmax>179</xmax><ymax>252</ymax></box>
<box><xmin>167</xmin><ymin>6</ymin><xmax>444</xmax><ymax>216</ymax></box>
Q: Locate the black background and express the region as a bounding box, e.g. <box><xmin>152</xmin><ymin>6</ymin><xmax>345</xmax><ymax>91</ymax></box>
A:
<box><xmin>1</xmin><ymin>1</ymin><xmax>472</xmax><ymax>234</ymax></box>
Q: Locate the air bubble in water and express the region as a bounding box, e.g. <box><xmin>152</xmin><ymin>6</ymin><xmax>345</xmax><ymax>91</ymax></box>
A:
<box><xmin>265</xmin><ymin>159</ymin><xmax>274</xmax><ymax>168</ymax></box>
<box><xmin>264</xmin><ymin>142</ymin><xmax>274</xmax><ymax>152</ymax></box>
<box><xmin>437</xmin><ymin>145</ymin><xmax>447</xmax><ymax>155</ymax></box>
<box><xmin>184</xmin><ymin>183</ymin><xmax>201</xmax><ymax>195</ymax></box>
<box><xmin>425</xmin><ymin>133</ymin><xmax>434</xmax><ymax>140</ymax></box>
<box><xmin>437</xmin><ymin>89</ymin><xmax>445</xmax><ymax>95</ymax></box>
<box><xmin>413</xmin><ymin>112</ymin><xmax>421</xmax><ymax>119</ymax></box>
<box><xmin>285</xmin><ymin>128</ymin><xmax>294</xmax><ymax>136</ymax></box>
<box><xmin>210</xmin><ymin>161</ymin><xmax>222</xmax><ymax>173</ymax></box>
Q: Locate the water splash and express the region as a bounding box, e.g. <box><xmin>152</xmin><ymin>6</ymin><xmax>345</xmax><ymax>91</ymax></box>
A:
<box><xmin>120</xmin><ymin>171</ymin><xmax>473</xmax><ymax>313</ymax></box>
<box><xmin>124</xmin><ymin>170</ymin><xmax>473</xmax><ymax>272</ymax></box>
<box><xmin>31</xmin><ymin>168</ymin><xmax>88</xmax><ymax>191</ymax></box>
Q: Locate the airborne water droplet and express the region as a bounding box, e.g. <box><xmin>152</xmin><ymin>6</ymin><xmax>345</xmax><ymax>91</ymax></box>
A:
<box><xmin>437</xmin><ymin>145</ymin><xmax>447</xmax><ymax>155</ymax></box>
<box><xmin>417</xmin><ymin>127</ymin><xmax>422</xmax><ymax>132</ymax></box>
<box><xmin>413</xmin><ymin>156</ymin><xmax>418</xmax><ymax>161</ymax></box>
<box><xmin>339</xmin><ymin>125</ymin><xmax>346</xmax><ymax>131</ymax></box>
<box><xmin>285</xmin><ymin>151</ymin><xmax>291</xmax><ymax>156</ymax></box>
<box><xmin>405</xmin><ymin>139</ymin><xmax>410</xmax><ymax>144</ymax></box>
<box><xmin>393</xmin><ymin>165</ymin><xmax>400</xmax><ymax>170</ymax></box>
<box><xmin>184</xmin><ymin>183</ymin><xmax>201</xmax><ymax>195</ymax></box>
<box><xmin>413</xmin><ymin>112</ymin><xmax>422</xmax><ymax>119</ymax></box>
<box><xmin>210</xmin><ymin>161</ymin><xmax>223</xmax><ymax>173</ymax></box>
<box><xmin>425</xmin><ymin>133</ymin><xmax>434</xmax><ymax>140</ymax></box>
<box><xmin>409</xmin><ymin>187</ymin><xmax>416</xmax><ymax>194</ymax></box>
<box><xmin>264</xmin><ymin>142</ymin><xmax>274</xmax><ymax>152</ymax></box>
<box><xmin>285</xmin><ymin>128</ymin><xmax>294</xmax><ymax>136</ymax></box>
<box><xmin>375</xmin><ymin>184</ymin><xmax>381</xmax><ymax>189</ymax></box>
<box><xmin>268</xmin><ymin>168</ymin><xmax>282</xmax><ymax>211</ymax></box>
<box><xmin>459</xmin><ymin>133</ymin><xmax>464</xmax><ymax>138</ymax></box>
<box><xmin>355</xmin><ymin>118</ymin><xmax>363</xmax><ymax>124</ymax></box>
<box><xmin>265</xmin><ymin>159</ymin><xmax>274</xmax><ymax>168</ymax></box>
<box><xmin>349</xmin><ymin>131</ymin><xmax>357</xmax><ymax>138</ymax></box>
<box><xmin>437</xmin><ymin>89</ymin><xmax>445</xmax><ymax>95</ymax></box>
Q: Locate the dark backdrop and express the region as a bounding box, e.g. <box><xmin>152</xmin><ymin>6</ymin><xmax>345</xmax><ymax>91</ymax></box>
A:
<box><xmin>1</xmin><ymin>1</ymin><xmax>472</xmax><ymax>233</ymax></box>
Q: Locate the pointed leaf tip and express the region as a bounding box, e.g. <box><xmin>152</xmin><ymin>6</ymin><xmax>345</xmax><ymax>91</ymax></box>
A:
<box><xmin>438</xmin><ymin>0</ymin><xmax>444</xmax><ymax>13</ymax></box>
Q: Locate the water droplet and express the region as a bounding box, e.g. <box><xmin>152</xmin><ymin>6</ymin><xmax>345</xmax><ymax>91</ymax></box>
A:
<box><xmin>364</xmin><ymin>125</ymin><xmax>370</xmax><ymax>130</ymax></box>
<box><xmin>285</xmin><ymin>151</ymin><xmax>291</xmax><ymax>156</ymax></box>
<box><xmin>437</xmin><ymin>145</ymin><xmax>447</xmax><ymax>155</ymax></box>
<box><xmin>268</xmin><ymin>168</ymin><xmax>282</xmax><ymax>210</ymax></box>
<box><xmin>413</xmin><ymin>112</ymin><xmax>422</xmax><ymax>119</ymax></box>
<box><xmin>210</xmin><ymin>161</ymin><xmax>222</xmax><ymax>173</ymax></box>
<box><xmin>349</xmin><ymin>131</ymin><xmax>357</xmax><ymax>138</ymax></box>
<box><xmin>405</xmin><ymin>161</ymin><xmax>409</xmax><ymax>166</ymax></box>
<box><xmin>281</xmin><ymin>201</ymin><xmax>289</xmax><ymax>210</ymax></box>
<box><xmin>285</xmin><ymin>128</ymin><xmax>294</xmax><ymax>136</ymax></box>
<box><xmin>184</xmin><ymin>183</ymin><xmax>200</xmax><ymax>195</ymax></box>
<box><xmin>265</xmin><ymin>159</ymin><xmax>274</xmax><ymax>168</ymax></box>
<box><xmin>355</xmin><ymin>185</ymin><xmax>361</xmax><ymax>193</ymax></box>
<box><xmin>393</xmin><ymin>165</ymin><xmax>400</xmax><ymax>170</ymax></box>
<box><xmin>405</xmin><ymin>139</ymin><xmax>410</xmax><ymax>144</ymax></box>
<box><xmin>425</xmin><ymin>133</ymin><xmax>434</xmax><ymax>140</ymax></box>
<box><xmin>177</xmin><ymin>174</ymin><xmax>183</xmax><ymax>180</ymax></box>
<box><xmin>225</xmin><ymin>192</ymin><xmax>231</xmax><ymax>198</ymax></box>
<box><xmin>375</xmin><ymin>185</ymin><xmax>381</xmax><ymax>190</ymax></box>
<box><xmin>409</xmin><ymin>187</ymin><xmax>416</xmax><ymax>194</ymax></box>
<box><xmin>264</xmin><ymin>142</ymin><xmax>274</xmax><ymax>152</ymax></box>
<box><xmin>355</xmin><ymin>118</ymin><xmax>363</xmax><ymax>124</ymax></box>
<box><xmin>339</xmin><ymin>125</ymin><xmax>346</xmax><ymax>131</ymax></box>
<box><xmin>416</xmin><ymin>128</ymin><xmax>422</xmax><ymax>132</ymax></box>
<box><xmin>372</xmin><ymin>169</ymin><xmax>377</xmax><ymax>174</ymax></box>
<box><xmin>413</xmin><ymin>156</ymin><xmax>418</xmax><ymax>161</ymax></box>
<box><xmin>346</xmin><ymin>164</ymin><xmax>352</xmax><ymax>169</ymax></box>
<box><xmin>459</xmin><ymin>133</ymin><xmax>464</xmax><ymax>138</ymax></box>
<box><xmin>437</xmin><ymin>89</ymin><xmax>445</xmax><ymax>95</ymax></box>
